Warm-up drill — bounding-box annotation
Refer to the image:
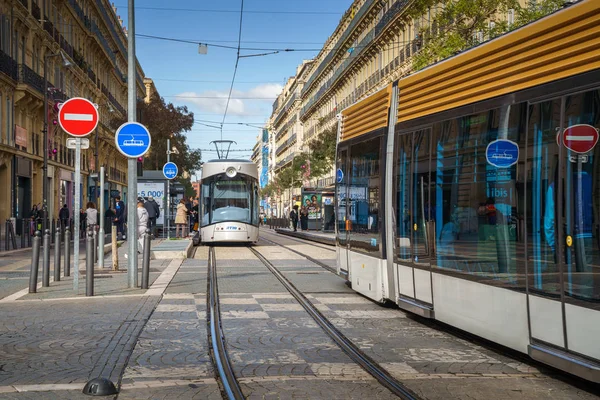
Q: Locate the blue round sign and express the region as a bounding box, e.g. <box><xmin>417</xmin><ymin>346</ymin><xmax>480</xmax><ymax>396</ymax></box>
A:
<box><xmin>163</xmin><ymin>162</ymin><xmax>178</xmax><ymax>180</ymax></box>
<box><xmin>115</xmin><ymin>122</ymin><xmax>151</xmax><ymax>158</ymax></box>
<box><xmin>486</xmin><ymin>139</ymin><xmax>519</xmax><ymax>168</ymax></box>
<box><xmin>336</xmin><ymin>168</ymin><xmax>344</xmax><ymax>183</ymax></box>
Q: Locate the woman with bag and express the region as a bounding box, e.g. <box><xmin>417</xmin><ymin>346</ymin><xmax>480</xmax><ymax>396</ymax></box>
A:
<box><xmin>175</xmin><ymin>199</ymin><xmax>189</xmax><ymax>238</ymax></box>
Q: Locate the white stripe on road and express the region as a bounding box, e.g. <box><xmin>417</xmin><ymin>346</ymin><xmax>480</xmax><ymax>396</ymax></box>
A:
<box><xmin>64</xmin><ymin>113</ymin><xmax>94</xmax><ymax>121</ymax></box>
<box><xmin>565</xmin><ymin>135</ymin><xmax>595</xmax><ymax>141</ymax></box>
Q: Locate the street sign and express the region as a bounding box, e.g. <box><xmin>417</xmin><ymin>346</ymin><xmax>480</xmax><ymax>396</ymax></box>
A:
<box><xmin>58</xmin><ymin>97</ymin><xmax>98</xmax><ymax>137</ymax></box>
<box><xmin>66</xmin><ymin>137</ymin><xmax>89</xmax><ymax>149</ymax></box>
<box><xmin>336</xmin><ymin>168</ymin><xmax>344</xmax><ymax>183</ymax></box>
<box><xmin>486</xmin><ymin>139</ymin><xmax>519</xmax><ymax>168</ymax></box>
<box><xmin>163</xmin><ymin>162</ymin><xmax>178</xmax><ymax>180</ymax></box>
<box><xmin>115</xmin><ymin>122</ymin><xmax>151</xmax><ymax>158</ymax></box>
<box><xmin>562</xmin><ymin>124</ymin><xmax>599</xmax><ymax>154</ymax></box>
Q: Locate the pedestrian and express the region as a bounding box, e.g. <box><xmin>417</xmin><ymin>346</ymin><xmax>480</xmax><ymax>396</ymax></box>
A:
<box><xmin>300</xmin><ymin>206</ymin><xmax>309</xmax><ymax>231</ymax></box>
<box><xmin>290</xmin><ymin>205</ymin><xmax>299</xmax><ymax>232</ymax></box>
<box><xmin>79</xmin><ymin>208</ymin><xmax>87</xmax><ymax>233</ymax></box>
<box><xmin>192</xmin><ymin>199</ymin><xmax>199</xmax><ymax>232</ymax></box>
<box><xmin>85</xmin><ymin>202</ymin><xmax>98</xmax><ymax>233</ymax></box>
<box><xmin>175</xmin><ymin>199</ymin><xmax>189</xmax><ymax>238</ymax></box>
<box><xmin>30</xmin><ymin>204</ymin><xmax>39</xmax><ymax>234</ymax></box>
<box><xmin>114</xmin><ymin>195</ymin><xmax>126</xmax><ymax>240</ymax></box>
<box><xmin>59</xmin><ymin>204</ymin><xmax>70</xmax><ymax>231</ymax></box>
<box><xmin>124</xmin><ymin>199</ymin><xmax>148</xmax><ymax>259</ymax></box>
<box><xmin>144</xmin><ymin>195</ymin><xmax>160</xmax><ymax>238</ymax></box>
<box><xmin>105</xmin><ymin>207</ymin><xmax>115</xmax><ymax>229</ymax></box>
<box><xmin>185</xmin><ymin>196</ymin><xmax>194</xmax><ymax>233</ymax></box>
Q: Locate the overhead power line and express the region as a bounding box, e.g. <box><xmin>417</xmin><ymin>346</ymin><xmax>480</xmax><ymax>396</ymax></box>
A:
<box><xmin>221</xmin><ymin>0</ymin><xmax>245</xmax><ymax>139</ymax></box>
<box><xmin>114</xmin><ymin>4</ymin><xmax>340</xmax><ymax>15</ymax></box>
<box><xmin>163</xmin><ymin>95</ymin><xmax>276</xmax><ymax>99</ymax></box>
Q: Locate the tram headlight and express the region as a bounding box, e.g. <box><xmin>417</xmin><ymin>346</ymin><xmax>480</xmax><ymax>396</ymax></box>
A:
<box><xmin>225</xmin><ymin>167</ymin><xmax>237</xmax><ymax>178</ymax></box>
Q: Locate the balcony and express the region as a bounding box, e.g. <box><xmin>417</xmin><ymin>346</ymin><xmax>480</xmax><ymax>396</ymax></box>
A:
<box><xmin>0</xmin><ymin>50</ymin><xmax>18</xmax><ymax>81</ymax></box>
<box><xmin>91</xmin><ymin>21</ymin><xmax>116</xmax><ymax>64</ymax></box>
<box><xmin>275</xmin><ymin>134</ymin><xmax>297</xmax><ymax>156</ymax></box>
<box><xmin>18</xmin><ymin>64</ymin><xmax>45</xmax><ymax>95</ymax></box>
<box><xmin>59</xmin><ymin>34</ymin><xmax>73</xmax><ymax>58</ymax></box>
<box><xmin>94</xmin><ymin>0</ymin><xmax>127</xmax><ymax>55</ymax></box>
<box><xmin>67</xmin><ymin>0</ymin><xmax>87</xmax><ymax>28</ymax></box>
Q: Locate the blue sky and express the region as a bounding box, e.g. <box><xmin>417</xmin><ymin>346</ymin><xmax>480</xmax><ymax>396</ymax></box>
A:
<box><xmin>115</xmin><ymin>0</ymin><xmax>352</xmax><ymax>161</ymax></box>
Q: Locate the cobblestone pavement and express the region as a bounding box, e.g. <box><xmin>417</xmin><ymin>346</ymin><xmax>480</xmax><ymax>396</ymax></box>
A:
<box><xmin>256</xmin><ymin>234</ymin><xmax>600</xmax><ymax>399</ymax></box>
<box><xmin>215</xmin><ymin>245</ymin><xmax>398</xmax><ymax>399</ymax></box>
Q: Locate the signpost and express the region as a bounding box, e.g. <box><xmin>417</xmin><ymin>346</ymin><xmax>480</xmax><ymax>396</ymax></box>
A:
<box><xmin>163</xmin><ymin>144</ymin><xmax>178</xmax><ymax>239</ymax></box>
<box><xmin>115</xmin><ymin>122</ymin><xmax>151</xmax><ymax>288</ymax></box>
<box><xmin>58</xmin><ymin>97</ymin><xmax>98</xmax><ymax>292</ymax></box>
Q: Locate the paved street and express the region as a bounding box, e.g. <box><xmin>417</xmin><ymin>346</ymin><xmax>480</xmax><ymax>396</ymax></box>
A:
<box><xmin>0</xmin><ymin>231</ymin><xmax>597</xmax><ymax>399</ymax></box>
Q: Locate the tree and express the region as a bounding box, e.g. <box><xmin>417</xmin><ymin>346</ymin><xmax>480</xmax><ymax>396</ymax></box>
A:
<box><xmin>410</xmin><ymin>0</ymin><xmax>566</xmax><ymax>71</ymax></box>
<box><xmin>111</xmin><ymin>93</ymin><xmax>201</xmax><ymax>189</ymax></box>
<box><xmin>306</xmin><ymin>125</ymin><xmax>337</xmax><ymax>180</ymax></box>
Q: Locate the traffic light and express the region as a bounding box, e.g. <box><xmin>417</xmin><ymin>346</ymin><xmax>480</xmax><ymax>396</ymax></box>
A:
<box><xmin>137</xmin><ymin>156</ymin><xmax>143</xmax><ymax>177</ymax></box>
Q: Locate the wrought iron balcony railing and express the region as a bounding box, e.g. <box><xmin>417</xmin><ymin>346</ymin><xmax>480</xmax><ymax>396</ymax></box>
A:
<box><xmin>18</xmin><ymin>64</ymin><xmax>45</xmax><ymax>94</ymax></box>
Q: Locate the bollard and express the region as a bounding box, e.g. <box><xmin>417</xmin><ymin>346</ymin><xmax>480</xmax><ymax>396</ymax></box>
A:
<box><xmin>54</xmin><ymin>228</ymin><xmax>61</xmax><ymax>282</ymax></box>
<box><xmin>141</xmin><ymin>229</ymin><xmax>151</xmax><ymax>289</ymax></box>
<box><xmin>29</xmin><ymin>231</ymin><xmax>42</xmax><ymax>293</ymax></box>
<box><xmin>42</xmin><ymin>229</ymin><xmax>50</xmax><ymax>287</ymax></box>
<box><xmin>64</xmin><ymin>227</ymin><xmax>71</xmax><ymax>277</ymax></box>
<box><xmin>93</xmin><ymin>228</ymin><xmax>98</xmax><ymax>264</ymax></box>
<box><xmin>86</xmin><ymin>231</ymin><xmax>94</xmax><ymax>296</ymax></box>
<box><xmin>111</xmin><ymin>225</ymin><xmax>118</xmax><ymax>271</ymax></box>
<box><xmin>21</xmin><ymin>219</ymin><xmax>26</xmax><ymax>248</ymax></box>
<box><xmin>27</xmin><ymin>222</ymin><xmax>32</xmax><ymax>247</ymax></box>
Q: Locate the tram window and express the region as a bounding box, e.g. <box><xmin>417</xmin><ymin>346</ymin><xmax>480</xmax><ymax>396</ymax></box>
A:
<box><xmin>395</xmin><ymin>134</ymin><xmax>412</xmax><ymax>263</ymax></box>
<box><xmin>347</xmin><ymin>137</ymin><xmax>382</xmax><ymax>257</ymax></box>
<box><xmin>562</xmin><ymin>89</ymin><xmax>600</xmax><ymax>307</ymax></box>
<box><xmin>432</xmin><ymin>104</ymin><xmax>526</xmax><ymax>288</ymax></box>
<box><xmin>526</xmin><ymin>99</ymin><xmax>562</xmax><ymax>299</ymax></box>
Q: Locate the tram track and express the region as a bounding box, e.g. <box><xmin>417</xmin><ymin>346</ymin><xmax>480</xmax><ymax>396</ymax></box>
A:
<box><xmin>248</xmin><ymin>244</ymin><xmax>420</xmax><ymax>400</ymax></box>
<box><xmin>207</xmin><ymin>246</ymin><xmax>245</xmax><ymax>400</ymax></box>
<box><xmin>259</xmin><ymin>234</ymin><xmax>337</xmax><ymax>274</ymax></box>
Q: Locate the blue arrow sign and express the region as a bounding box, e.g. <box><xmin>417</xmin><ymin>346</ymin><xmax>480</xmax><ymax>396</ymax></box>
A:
<box><xmin>115</xmin><ymin>122</ymin><xmax>151</xmax><ymax>158</ymax></box>
<box><xmin>163</xmin><ymin>162</ymin><xmax>178</xmax><ymax>180</ymax></box>
<box><xmin>336</xmin><ymin>168</ymin><xmax>344</xmax><ymax>183</ymax></box>
<box><xmin>486</xmin><ymin>139</ymin><xmax>519</xmax><ymax>168</ymax></box>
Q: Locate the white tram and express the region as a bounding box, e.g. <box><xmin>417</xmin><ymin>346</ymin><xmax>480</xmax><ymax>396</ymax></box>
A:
<box><xmin>335</xmin><ymin>1</ymin><xmax>600</xmax><ymax>383</ymax></box>
<box><xmin>200</xmin><ymin>159</ymin><xmax>260</xmax><ymax>243</ymax></box>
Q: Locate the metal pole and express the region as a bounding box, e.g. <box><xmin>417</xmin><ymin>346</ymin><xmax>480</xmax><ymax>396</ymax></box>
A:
<box><xmin>54</xmin><ymin>228</ymin><xmax>61</xmax><ymax>281</ymax></box>
<box><xmin>64</xmin><ymin>227</ymin><xmax>71</xmax><ymax>277</ymax></box>
<box><xmin>166</xmin><ymin>138</ymin><xmax>170</xmax><ymax>239</ymax></box>
<box><xmin>112</xmin><ymin>224</ymin><xmax>119</xmax><ymax>271</ymax></box>
<box><xmin>93</xmin><ymin>227</ymin><xmax>98</xmax><ymax>263</ymax></box>
<box><xmin>42</xmin><ymin>56</ymin><xmax>49</xmax><ymax>234</ymax></box>
<box><xmin>73</xmin><ymin>137</ymin><xmax>81</xmax><ymax>292</ymax></box>
<box><xmin>42</xmin><ymin>229</ymin><xmax>50</xmax><ymax>287</ymax></box>
<box><xmin>127</xmin><ymin>0</ymin><xmax>138</xmax><ymax>288</ymax></box>
<box><xmin>86</xmin><ymin>230</ymin><xmax>94</xmax><ymax>296</ymax></box>
<box><xmin>98</xmin><ymin>166</ymin><xmax>105</xmax><ymax>268</ymax></box>
<box><xmin>141</xmin><ymin>228</ymin><xmax>151</xmax><ymax>289</ymax></box>
<box><xmin>29</xmin><ymin>231</ymin><xmax>41</xmax><ymax>293</ymax></box>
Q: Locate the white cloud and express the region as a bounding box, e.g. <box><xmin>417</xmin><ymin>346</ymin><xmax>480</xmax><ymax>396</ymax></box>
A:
<box><xmin>175</xmin><ymin>83</ymin><xmax>282</xmax><ymax>117</ymax></box>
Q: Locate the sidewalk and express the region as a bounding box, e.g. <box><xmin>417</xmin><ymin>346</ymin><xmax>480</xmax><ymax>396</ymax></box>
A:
<box><xmin>274</xmin><ymin>227</ymin><xmax>336</xmax><ymax>246</ymax></box>
<box><xmin>0</xmin><ymin>238</ymin><xmax>184</xmax><ymax>397</ymax></box>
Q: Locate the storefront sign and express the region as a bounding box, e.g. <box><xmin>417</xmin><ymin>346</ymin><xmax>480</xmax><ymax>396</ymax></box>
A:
<box><xmin>15</xmin><ymin>125</ymin><xmax>27</xmax><ymax>148</ymax></box>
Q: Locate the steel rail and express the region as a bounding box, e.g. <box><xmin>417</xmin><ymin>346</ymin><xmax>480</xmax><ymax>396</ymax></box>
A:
<box><xmin>248</xmin><ymin>246</ymin><xmax>420</xmax><ymax>400</ymax></box>
<box><xmin>259</xmin><ymin>236</ymin><xmax>337</xmax><ymax>274</ymax></box>
<box><xmin>263</xmin><ymin>230</ymin><xmax>335</xmax><ymax>251</ymax></box>
<box><xmin>207</xmin><ymin>246</ymin><xmax>245</xmax><ymax>400</ymax></box>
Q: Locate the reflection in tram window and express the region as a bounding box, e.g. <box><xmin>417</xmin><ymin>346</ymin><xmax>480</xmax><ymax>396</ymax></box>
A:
<box><xmin>562</xmin><ymin>89</ymin><xmax>600</xmax><ymax>305</ymax></box>
<box><xmin>395</xmin><ymin>134</ymin><xmax>412</xmax><ymax>263</ymax></box>
<box><xmin>527</xmin><ymin>99</ymin><xmax>561</xmax><ymax>298</ymax></box>
<box><xmin>432</xmin><ymin>105</ymin><xmax>526</xmax><ymax>287</ymax></box>
<box><xmin>348</xmin><ymin>137</ymin><xmax>382</xmax><ymax>256</ymax></box>
<box><xmin>336</xmin><ymin>149</ymin><xmax>348</xmax><ymax>246</ymax></box>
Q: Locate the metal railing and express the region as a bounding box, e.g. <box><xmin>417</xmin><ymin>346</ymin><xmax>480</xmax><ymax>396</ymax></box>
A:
<box><xmin>0</xmin><ymin>50</ymin><xmax>18</xmax><ymax>81</ymax></box>
<box><xmin>18</xmin><ymin>64</ymin><xmax>45</xmax><ymax>94</ymax></box>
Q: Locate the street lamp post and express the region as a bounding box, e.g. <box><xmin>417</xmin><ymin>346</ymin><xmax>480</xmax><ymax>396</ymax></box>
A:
<box><xmin>42</xmin><ymin>52</ymin><xmax>71</xmax><ymax>233</ymax></box>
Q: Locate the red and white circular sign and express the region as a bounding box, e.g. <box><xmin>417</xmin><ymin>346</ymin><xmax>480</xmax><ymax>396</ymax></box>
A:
<box><xmin>58</xmin><ymin>97</ymin><xmax>99</xmax><ymax>137</ymax></box>
<box><xmin>562</xmin><ymin>124</ymin><xmax>599</xmax><ymax>154</ymax></box>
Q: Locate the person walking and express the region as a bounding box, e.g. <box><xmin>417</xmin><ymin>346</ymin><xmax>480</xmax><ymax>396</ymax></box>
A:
<box><xmin>59</xmin><ymin>204</ymin><xmax>70</xmax><ymax>231</ymax></box>
<box><xmin>144</xmin><ymin>195</ymin><xmax>160</xmax><ymax>238</ymax></box>
<box><xmin>125</xmin><ymin>199</ymin><xmax>148</xmax><ymax>260</ymax></box>
<box><xmin>114</xmin><ymin>195</ymin><xmax>126</xmax><ymax>239</ymax></box>
<box><xmin>85</xmin><ymin>202</ymin><xmax>98</xmax><ymax>233</ymax></box>
<box><xmin>175</xmin><ymin>199</ymin><xmax>189</xmax><ymax>238</ymax></box>
<box><xmin>300</xmin><ymin>206</ymin><xmax>309</xmax><ymax>231</ymax></box>
<box><xmin>290</xmin><ymin>205</ymin><xmax>299</xmax><ymax>232</ymax></box>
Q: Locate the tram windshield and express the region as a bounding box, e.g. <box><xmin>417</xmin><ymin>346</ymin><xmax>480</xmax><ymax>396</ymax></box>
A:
<box><xmin>201</xmin><ymin>174</ymin><xmax>258</xmax><ymax>226</ymax></box>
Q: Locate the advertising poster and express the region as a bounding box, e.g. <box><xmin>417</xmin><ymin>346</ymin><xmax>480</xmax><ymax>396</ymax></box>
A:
<box><xmin>302</xmin><ymin>193</ymin><xmax>322</xmax><ymax>220</ymax></box>
<box><xmin>138</xmin><ymin>181</ymin><xmax>165</xmax><ymax>225</ymax></box>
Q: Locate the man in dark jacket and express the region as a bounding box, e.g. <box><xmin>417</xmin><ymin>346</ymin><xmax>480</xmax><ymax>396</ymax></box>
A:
<box><xmin>114</xmin><ymin>195</ymin><xmax>126</xmax><ymax>239</ymax></box>
<box><xmin>59</xmin><ymin>204</ymin><xmax>70</xmax><ymax>230</ymax></box>
<box><xmin>144</xmin><ymin>195</ymin><xmax>160</xmax><ymax>238</ymax></box>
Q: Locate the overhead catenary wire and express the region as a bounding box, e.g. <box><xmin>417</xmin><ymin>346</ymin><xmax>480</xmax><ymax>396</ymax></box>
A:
<box><xmin>114</xmin><ymin>4</ymin><xmax>340</xmax><ymax>15</ymax></box>
<box><xmin>220</xmin><ymin>0</ymin><xmax>245</xmax><ymax>140</ymax></box>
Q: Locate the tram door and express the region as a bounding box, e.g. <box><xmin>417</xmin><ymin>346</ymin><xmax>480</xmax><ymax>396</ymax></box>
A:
<box><xmin>527</xmin><ymin>90</ymin><xmax>600</xmax><ymax>361</ymax></box>
<box><xmin>336</xmin><ymin>147</ymin><xmax>350</xmax><ymax>274</ymax></box>
<box><xmin>395</xmin><ymin>128</ymin><xmax>434</xmax><ymax>307</ymax></box>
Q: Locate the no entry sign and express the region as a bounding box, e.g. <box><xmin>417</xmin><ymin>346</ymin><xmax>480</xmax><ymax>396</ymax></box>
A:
<box><xmin>562</xmin><ymin>124</ymin><xmax>599</xmax><ymax>154</ymax></box>
<box><xmin>58</xmin><ymin>97</ymin><xmax>99</xmax><ymax>137</ymax></box>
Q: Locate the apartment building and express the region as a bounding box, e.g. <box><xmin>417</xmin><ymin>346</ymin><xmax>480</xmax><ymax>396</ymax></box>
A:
<box><xmin>0</xmin><ymin>0</ymin><xmax>147</xmax><ymax>230</ymax></box>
